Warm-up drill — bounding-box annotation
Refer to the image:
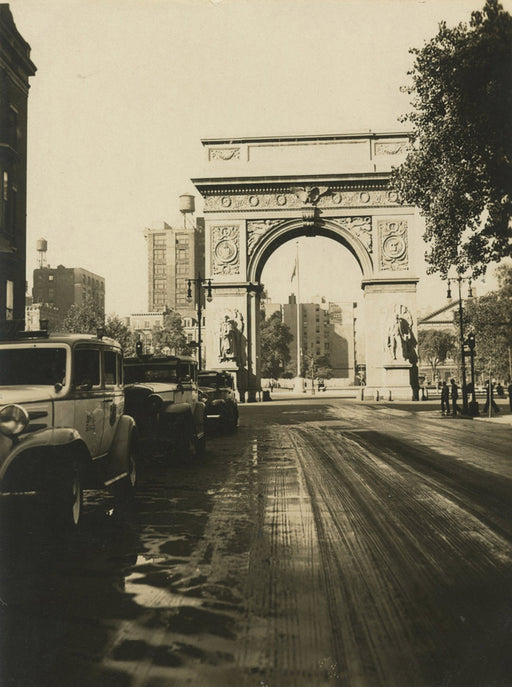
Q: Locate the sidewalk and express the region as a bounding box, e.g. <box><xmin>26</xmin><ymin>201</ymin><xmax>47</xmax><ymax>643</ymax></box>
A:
<box><xmin>263</xmin><ymin>388</ymin><xmax>512</xmax><ymax>425</ymax></box>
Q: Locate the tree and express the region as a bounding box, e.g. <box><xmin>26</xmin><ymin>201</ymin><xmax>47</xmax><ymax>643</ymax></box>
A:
<box><xmin>462</xmin><ymin>264</ymin><xmax>512</xmax><ymax>380</ymax></box>
<box><xmin>418</xmin><ymin>329</ymin><xmax>456</xmax><ymax>381</ymax></box>
<box><xmin>392</xmin><ymin>0</ymin><xmax>512</xmax><ymax>277</ymax></box>
<box><xmin>260</xmin><ymin>310</ymin><xmax>293</xmax><ymax>379</ymax></box>
<box><xmin>105</xmin><ymin>314</ymin><xmax>137</xmax><ymax>355</ymax></box>
<box><xmin>152</xmin><ymin>310</ymin><xmax>191</xmax><ymax>356</ymax></box>
<box><xmin>62</xmin><ymin>296</ymin><xmax>104</xmax><ymax>334</ymax></box>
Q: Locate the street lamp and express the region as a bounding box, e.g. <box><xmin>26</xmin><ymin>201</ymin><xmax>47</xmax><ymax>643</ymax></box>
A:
<box><xmin>446</xmin><ymin>275</ymin><xmax>473</xmax><ymax>415</ymax></box>
<box><xmin>186</xmin><ymin>273</ymin><xmax>212</xmax><ymax>370</ymax></box>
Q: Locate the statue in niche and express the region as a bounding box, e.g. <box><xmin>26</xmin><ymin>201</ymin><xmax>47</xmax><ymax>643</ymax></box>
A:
<box><xmin>219</xmin><ymin>309</ymin><xmax>244</xmax><ymax>364</ymax></box>
<box><xmin>386</xmin><ymin>305</ymin><xmax>416</xmax><ymax>362</ymax></box>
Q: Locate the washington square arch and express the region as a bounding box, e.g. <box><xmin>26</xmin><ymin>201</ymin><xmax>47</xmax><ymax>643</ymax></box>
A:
<box><xmin>192</xmin><ymin>132</ymin><xmax>422</xmax><ymax>402</ymax></box>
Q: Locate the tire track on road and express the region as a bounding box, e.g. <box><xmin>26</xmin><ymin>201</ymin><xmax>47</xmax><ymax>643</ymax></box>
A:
<box><xmin>289</xmin><ymin>422</ymin><xmax>512</xmax><ymax>687</ymax></box>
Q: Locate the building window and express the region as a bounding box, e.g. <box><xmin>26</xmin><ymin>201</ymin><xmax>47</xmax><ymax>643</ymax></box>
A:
<box><xmin>153</xmin><ymin>249</ymin><xmax>166</xmax><ymax>261</ymax></box>
<box><xmin>155</xmin><ymin>265</ymin><xmax>165</xmax><ymax>276</ymax></box>
<box><xmin>154</xmin><ymin>279</ymin><xmax>166</xmax><ymax>291</ymax></box>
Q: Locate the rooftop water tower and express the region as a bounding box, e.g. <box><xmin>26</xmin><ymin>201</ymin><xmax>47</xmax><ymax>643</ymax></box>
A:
<box><xmin>36</xmin><ymin>238</ymin><xmax>48</xmax><ymax>268</ymax></box>
<box><xmin>179</xmin><ymin>193</ymin><xmax>195</xmax><ymax>229</ymax></box>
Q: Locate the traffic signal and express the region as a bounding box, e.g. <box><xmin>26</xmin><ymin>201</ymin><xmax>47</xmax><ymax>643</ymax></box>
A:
<box><xmin>135</xmin><ymin>340</ymin><xmax>143</xmax><ymax>356</ymax></box>
<box><xmin>466</xmin><ymin>333</ymin><xmax>476</xmax><ymax>350</ymax></box>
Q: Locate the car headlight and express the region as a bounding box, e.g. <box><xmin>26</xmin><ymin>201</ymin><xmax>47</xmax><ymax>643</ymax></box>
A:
<box><xmin>0</xmin><ymin>404</ymin><xmax>30</xmax><ymax>436</ymax></box>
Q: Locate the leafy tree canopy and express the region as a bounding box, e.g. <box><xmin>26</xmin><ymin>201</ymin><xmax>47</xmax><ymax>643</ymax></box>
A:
<box><xmin>62</xmin><ymin>295</ymin><xmax>104</xmax><ymax>334</ymax></box>
<box><xmin>392</xmin><ymin>0</ymin><xmax>512</xmax><ymax>277</ymax></box>
<box><xmin>152</xmin><ymin>310</ymin><xmax>191</xmax><ymax>356</ymax></box>
<box><xmin>462</xmin><ymin>263</ymin><xmax>512</xmax><ymax>379</ymax></box>
<box><xmin>418</xmin><ymin>329</ymin><xmax>456</xmax><ymax>378</ymax></box>
<box><xmin>260</xmin><ymin>310</ymin><xmax>293</xmax><ymax>379</ymax></box>
<box><xmin>105</xmin><ymin>314</ymin><xmax>136</xmax><ymax>355</ymax></box>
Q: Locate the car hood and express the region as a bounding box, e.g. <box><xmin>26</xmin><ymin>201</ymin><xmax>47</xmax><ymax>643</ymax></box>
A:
<box><xmin>0</xmin><ymin>385</ymin><xmax>64</xmax><ymax>405</ymax></box>
<box><xmin>125</xmin><ymin>382</ymin><xmax>179</xmax><ymax>394</ymax></box>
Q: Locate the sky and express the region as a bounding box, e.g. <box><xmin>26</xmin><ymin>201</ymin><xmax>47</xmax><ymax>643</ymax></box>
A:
<box><xmin>10</xmin><ymin>0</ymin><xmax>511</xmax><ymax>316</ymax></box>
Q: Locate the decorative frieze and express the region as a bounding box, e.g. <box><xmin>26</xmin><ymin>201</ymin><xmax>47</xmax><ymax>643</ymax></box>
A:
<box><xmin>247</xmin><ymin>219</ymin><xmax>282</xmax><ymax>256</ymax></box>
<box><xmin>203</xmin><ymin>188</ymin><xmax>400</xmax><ymax>212</ymax></box>
<box><xmin>211</xmin><ymin>225</ymin><xmax>240</xmax><ymax>275</ymax></box>
<box><xmin>374</xmin><ymin>142</ymin><xmax>407</xmax><ymax>156</ymax></box>
<box><xmin>330</xmin><ymin>217</ymin><xmax>373</xmax><ymax>253</ymax></box>
<box><xmin>378</xmin><ymin>219</ymin><xmax>408</xmax><ymax>270</ymax></box>
<box><xmin>208</xmin><ymin>147</ymin><xmax>241</xmax><ymax>161</ymax></box>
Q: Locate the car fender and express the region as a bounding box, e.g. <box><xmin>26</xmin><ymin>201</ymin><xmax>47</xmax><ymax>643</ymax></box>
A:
<box><xmin>0</xmin><ymin>427</ymin><xmax>87</xmax><ymax>479</ymax></box>
<box><xmin>162</xmin><ymin>402</ymin><xmax>191</xmax><ymax>416</ymax></box>
<box><xmin>105</xmin><ymin>414</ymin><xmax>137</xmax><ymax>484</ymax></box>
<box><xmin>0</xmin><ymin>428</ymin><xmax>92</xmax><ymax>493</ymax></box>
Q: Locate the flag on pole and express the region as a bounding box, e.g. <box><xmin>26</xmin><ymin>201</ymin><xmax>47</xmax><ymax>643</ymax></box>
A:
<box><xmin>290</xmin><ymin>258</ymin><xmax>297</xmax><ymax>282</ymax></box>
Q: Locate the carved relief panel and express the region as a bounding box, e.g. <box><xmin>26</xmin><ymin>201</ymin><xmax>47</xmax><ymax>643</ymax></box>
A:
<box><xmin>329</xmin><ymin>217</ymin><xmax>373</xmax><ymax>253</ymax></box>
<box><xmin>378</xmin><ymin>219</ymin><xmax>409</xmax><ymax>271</ymax></box>
<box><xmin>211</xmin><ymin>225</ymin><xmax>240</xmax><ymax>276</ymax></box>
<box><xmin>246</xmin><ymin>219</ymin><xmax>283</xmax><ymax>257</ymax></box>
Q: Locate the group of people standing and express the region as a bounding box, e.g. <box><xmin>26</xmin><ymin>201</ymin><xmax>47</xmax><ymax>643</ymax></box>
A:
<box><xmin>441</xmin><ymin>379</ymin><xmax>512</xmax><ymax>416</ymax></box>
<box><xmin>440</xmin><ymin>379</ymin><xmax>460</xmax><ymax>416</ymax></box>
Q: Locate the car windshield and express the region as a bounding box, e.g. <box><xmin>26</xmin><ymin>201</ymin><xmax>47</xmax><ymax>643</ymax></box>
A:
<box><xmin>198</xmin><ymin>373</ymin><xmax>219</xmax><ymax>387</ymax></box>
<box><xmin>0</xmin><ymin>347</ymin><xmax>67</xmax><ymax>386</ymax></box>
<box><xmin>124</xmin><ymin>362</ymin><xmax>179</xmax><ymax>384</ymax></box>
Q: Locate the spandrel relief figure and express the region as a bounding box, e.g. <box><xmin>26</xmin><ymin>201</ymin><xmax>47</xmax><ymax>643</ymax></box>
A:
<box><xmin>386</xmin><ymin>305</ymin><xmax>416</xmax><ymax>362</ymax></box>
<box><xmin>219</xmin><ymin>309</ymin><xmax>244</xmax><ymax>364</ymax></box>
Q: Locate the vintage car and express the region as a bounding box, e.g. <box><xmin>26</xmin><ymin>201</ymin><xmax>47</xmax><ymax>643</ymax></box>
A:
<box><xmin>0</xmin><ymin>331</ymin><xmax>137</xmax><ymax>531</ymax></box>
<box><xmin>123</xmin><ymin>354</ymin><xmax>206</xmax><ymax>459</ymax></box>
<box><xmin>197</xmin><ymin>369</ymin><xmax>238</xmax><ymax>433</ymax></box>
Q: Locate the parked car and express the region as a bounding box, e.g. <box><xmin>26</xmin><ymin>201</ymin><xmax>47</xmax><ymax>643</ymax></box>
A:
<box><xmin>198</xmin><ymin>370</ymin><xmax>238</xmax><ymax>433</ymax></box>
<box><xmin>0</xmin><ymin>331</ymin><xmax>137</xmax><ymax>531</ymax></box>
<box><xmin>123</xmin><ymin>354</ymin><xmax>206</xmax><ymax>459</ymax></box>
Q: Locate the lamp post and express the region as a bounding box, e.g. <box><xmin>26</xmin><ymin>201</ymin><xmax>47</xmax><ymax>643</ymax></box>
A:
<box><xmin>446</xmin><ymin>275</ymin><xmax>473</xmax><ymax>415</ymax></box>
<box><xmin>186</xmin><ymin>273</ymin><xmax>212</xmax><ymax>370</ymax></box>
<box><xmin>465</xmin><ymin>332</ymin><xmax>479</xmax><ymax>416</ymax></box>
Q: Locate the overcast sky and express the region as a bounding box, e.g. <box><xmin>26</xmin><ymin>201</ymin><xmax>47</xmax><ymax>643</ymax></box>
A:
<box><xmin>10</xmin><ymin>0</ymin><xmax>511</xmax><ymax>316</ymax></box>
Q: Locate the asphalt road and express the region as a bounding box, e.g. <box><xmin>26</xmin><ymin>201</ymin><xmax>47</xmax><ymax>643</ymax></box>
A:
<box><xmin>1</xmin><ymin>398</ymin><xmax>511</xmax><ymax>687</ymax></box>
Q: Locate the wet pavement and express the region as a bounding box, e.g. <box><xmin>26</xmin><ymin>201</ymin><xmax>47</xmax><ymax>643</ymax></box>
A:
<box><xmin>0</xmin><ymin>398</ymin><xmax>511</xmax><ymax>687</ymax></box>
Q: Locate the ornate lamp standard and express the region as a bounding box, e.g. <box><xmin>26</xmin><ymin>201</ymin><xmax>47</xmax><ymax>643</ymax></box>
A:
<box><xmin>446</xmin><ymin>275</ymin><xmax>473</xmax><ymax>415</ymax></box>
<box><xmin>186</xmin><ymin>273</ymin><xmax>212</xmax><ymax>370</ymax></box>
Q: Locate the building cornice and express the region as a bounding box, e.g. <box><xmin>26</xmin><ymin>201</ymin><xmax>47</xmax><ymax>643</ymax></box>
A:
<box><xmin>201</xmin><ymin>131</ymin><xmax>413</xmax><ymax>146</ymax></box>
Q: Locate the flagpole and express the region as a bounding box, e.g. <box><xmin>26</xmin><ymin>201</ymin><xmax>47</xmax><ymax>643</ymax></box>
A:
<box><xmin>295</xmin><ymin>240</ymin><xmax>301</xmax><ymax>378</ymax></box>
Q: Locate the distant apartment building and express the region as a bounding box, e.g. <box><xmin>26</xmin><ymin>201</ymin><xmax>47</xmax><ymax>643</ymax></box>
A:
<box><xmin>283</xmin><ymin>295</ymin><xmax>359</xmax><ymax>381</ymax></box>
<box><xmin>32</xmin><ymin>265</ymin><xmax>105</xmax><ymax>325</ymax></box>
<box><xmin>0</xmin><ymin>5</ymin><xmax>36</xmax><ymax>331</ymax></box>
<box><xmin>128</xmin><ymin>310</ymin><xmax>202</xmax><ymax>359</ymax></box>
<box><xmin>144</xmin><ymin>218</ymin><xmax>205</xmax><ymax>318</ymax></box>
<box><xmin>25</xmin><ymin>301</ymin><xmax>60</xmax><ymax>332</ymax></box>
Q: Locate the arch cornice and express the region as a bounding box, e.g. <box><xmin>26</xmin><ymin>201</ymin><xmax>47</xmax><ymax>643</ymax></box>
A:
<box><xmin>248</xmin><ymin>217</ymin><xmax>374</xmax><ymax>282</ymax></box>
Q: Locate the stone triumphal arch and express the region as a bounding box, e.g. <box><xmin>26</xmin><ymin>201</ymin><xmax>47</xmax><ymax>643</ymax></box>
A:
<box><xmin>192</xmin><ymin>133</ymin><xmax>420</xmax><ymax>401</ymax></box>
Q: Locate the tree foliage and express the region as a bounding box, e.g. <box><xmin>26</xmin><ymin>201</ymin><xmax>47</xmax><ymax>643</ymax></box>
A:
<box><xmin>105</xmin><ymin>314</ymin><xmax>136</xmax><ymax>355</ymax></box>
<box><xmin>392</xmin><ymin>0</ymin><xmax>512</xmax><ymax>277</ymax></box>
<box><xmin>462</xmin><ymin>264</ymin><xmax>512</xmax><ymax>379</ymax></box>
<box><xmin>152</xmin><ymin>310</ymin><xmax>191</xmax><ymax>356</ymax></box>
<box><xmin>62</xmin><ymin>296</ymin><xmax>104</xmax><ymax>334</ymax></box>
<box><xmin>260</xmin><ymin>310</ymin><xmax>293</xmax><ymax>379</ymax></box>
<box><xmin>418</xmin><ymin>329</ymin><xmax>456</xmax><ymax>379</ymax></box>
<box><xmin>301</xmin><ymin>353</ymin><xmax>334</xmax><ymax>381</ymax></box>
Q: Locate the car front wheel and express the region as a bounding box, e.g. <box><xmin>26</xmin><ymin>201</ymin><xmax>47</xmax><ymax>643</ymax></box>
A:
<box><xmin>49</xmin><ymin>459</ymin><xmax>83</xmax><ymax>530</ymax></box>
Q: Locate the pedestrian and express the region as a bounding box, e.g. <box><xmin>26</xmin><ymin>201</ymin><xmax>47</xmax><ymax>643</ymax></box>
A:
<box><xmin>483</xmin><ymin>381</ymin><xmax>500</xmax><ymax>414</ymax></box>
<box><xmin>440</xmin><ymin>381</ymin><xmax>449</xmax><ymax>415</ymax></box>
<box><xmin>508</xmin><ymin>380</ymin><xmax>512</xmax><ymax>411</ymax></box>
<box><xmin>450</xmin><ymin>378</ymin><xmax>460</xmax><ymax>416</ymax></box>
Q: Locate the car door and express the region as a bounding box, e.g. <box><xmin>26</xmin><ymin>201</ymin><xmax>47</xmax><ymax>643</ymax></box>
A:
<box><xmin>99</xmin><ymin>348</ymin><xmax>124</xmax><ymax>455</ymax></box>
<box><xmin>73</xmin><ymin>345</ymin><xmax>104</xmax><ymax>458</ymax></box>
